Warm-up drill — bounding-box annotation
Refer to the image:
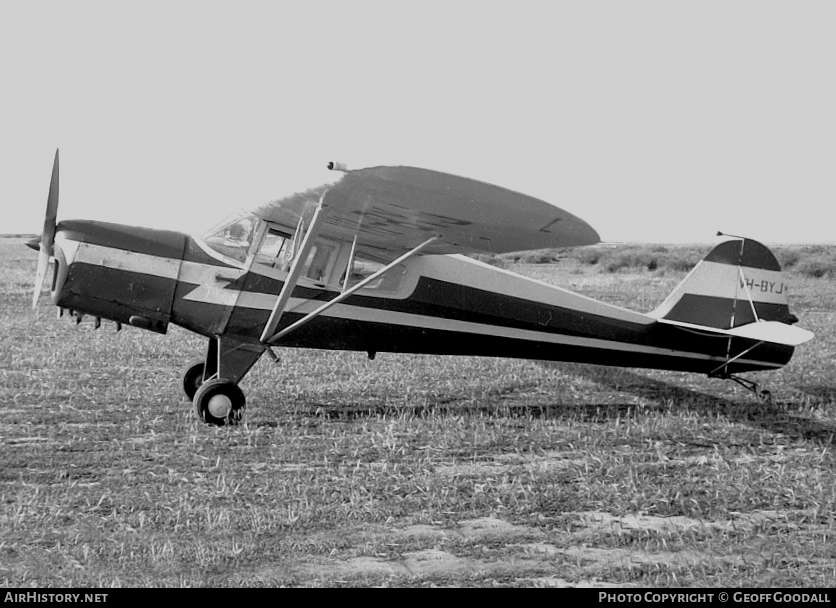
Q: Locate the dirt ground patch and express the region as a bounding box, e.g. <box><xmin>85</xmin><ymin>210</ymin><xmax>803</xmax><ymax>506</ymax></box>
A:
<box><xmin>238</xmin><ymin>511</ymin><xmax>828</xmax><ymax>586</ymax></box>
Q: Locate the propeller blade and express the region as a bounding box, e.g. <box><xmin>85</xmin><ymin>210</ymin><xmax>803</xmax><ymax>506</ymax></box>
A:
<box><xmin>42</xmin><ymin>149</ymin><xmax>59</xmax><ymax>257</ymax></box>
<box><xmin>32</xmin><ymin>149</ymin><xmax>59</xmax><ymax>310</ymax></box>
<box><xmin>33</xmin><ymin>247</ymin><xmax>50</xmax><ymax>310</ymax></box>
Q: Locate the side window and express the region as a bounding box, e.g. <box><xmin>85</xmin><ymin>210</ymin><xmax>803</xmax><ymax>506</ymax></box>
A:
<box><xmin>254</xmin><ymin>228</ymin><xmax>339</xmax><ymax>286</ymax></box>
<box><xmin>255</xmin><ymin>229</ymin><xmax>291</xmax><ymax>269</ymax></box>
<box><xmin>342</xmin><ymin>255</ymin><xmax>406</xmax><ymax>291</ymax></box>
<box><xmin>302</xmin><ymin>242</ymin><xmax>336</xmax><ymax>283</ymax></box>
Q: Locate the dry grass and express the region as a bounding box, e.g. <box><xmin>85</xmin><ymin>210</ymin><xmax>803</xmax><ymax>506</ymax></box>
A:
<box><xmin>478</xmin><ymin>242</ymin><xmax>836</xmax><ymax>280</ymax></box>
<box><xmin>1</xmin><ymin>237</ymin><xmax>835</xmax><ymax>587</ymax></box>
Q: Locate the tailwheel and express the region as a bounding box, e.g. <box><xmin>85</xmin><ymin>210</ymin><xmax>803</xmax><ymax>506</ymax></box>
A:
<box><xmin>712</xmin><ymin>373</ymin><xmax>772</xmax><ymax>402</ymax></box>
<box><xmin>181</xmin><ymin>361</ymin><xmax>206</xmax><ymax>401</ymax></box>
<box><xmin>193</xmin><ymin>378</ymin><xmax>245</xmax><ymax>426</ymax></box>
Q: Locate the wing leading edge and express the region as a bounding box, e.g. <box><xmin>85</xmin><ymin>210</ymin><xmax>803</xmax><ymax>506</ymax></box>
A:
<box><xmin>251</xmin><ymin>165</ymin><xmax>600</xmax><ymax>261</ymax></box>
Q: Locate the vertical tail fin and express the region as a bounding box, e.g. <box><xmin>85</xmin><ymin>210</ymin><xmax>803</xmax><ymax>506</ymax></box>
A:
<box><xmin>651</xmin><ymin>238</ymin><xmax>798</xmax><ymax>330</ymax></box>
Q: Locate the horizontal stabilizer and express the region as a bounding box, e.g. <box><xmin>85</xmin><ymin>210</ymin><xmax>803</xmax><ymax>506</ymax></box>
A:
<box><xmin>726</xmin><ymin>321</ymin><xmax>814</xmax><ymax>346</ymax></box>
<box><xmin>658</xmin><ymin>318</ymin><xmax>814</xmax><ymax>346</ymax></box>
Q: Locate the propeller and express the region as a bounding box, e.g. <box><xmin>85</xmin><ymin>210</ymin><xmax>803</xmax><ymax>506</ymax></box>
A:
<box><xmin>32</xmin><ymin>149</ymin><xmax>59</xmax><ymax>310</ymax></box>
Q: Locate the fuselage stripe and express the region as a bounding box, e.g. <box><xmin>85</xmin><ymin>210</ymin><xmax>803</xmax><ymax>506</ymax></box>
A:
<box><xmin>60</xmin><ymin>237</ymin><xmax>789</xmax><ymax>371</ymax></box>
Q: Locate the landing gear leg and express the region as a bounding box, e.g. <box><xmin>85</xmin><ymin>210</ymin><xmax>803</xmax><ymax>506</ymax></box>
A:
<box><xmin>185</xmin><ymin>336</ymin><xmax>265</xmax><ymax>425</ymax></box>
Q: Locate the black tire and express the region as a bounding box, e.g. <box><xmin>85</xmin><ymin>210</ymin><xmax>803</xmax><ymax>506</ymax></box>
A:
<box><xmin>181</xmin><ymin>361</ymin><xmax>206</xmax><ymax>401</ymax></box>
<box><xmin>193</xmin><ymin>378</ymin><xmax>245</xmax><ymax>426</ymax></box>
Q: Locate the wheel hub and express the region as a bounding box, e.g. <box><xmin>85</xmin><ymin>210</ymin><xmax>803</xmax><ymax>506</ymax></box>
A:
<box><xmin>207</xmin><ymin>394</ymin><xmax>232</xmax><ymax>418</ymax></box>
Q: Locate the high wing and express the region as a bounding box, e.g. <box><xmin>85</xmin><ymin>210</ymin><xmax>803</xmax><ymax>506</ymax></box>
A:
<box><xmin>251</xmin><ymin>165</ymin><xmax>600</xmax><ymax>261</ymax></box>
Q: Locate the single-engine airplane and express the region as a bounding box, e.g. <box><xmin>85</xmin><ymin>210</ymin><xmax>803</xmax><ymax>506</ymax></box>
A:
<box><xmin>29</xmin><ymin>150</ymin><xmax>813</xmax><ymax>425</ymax></box>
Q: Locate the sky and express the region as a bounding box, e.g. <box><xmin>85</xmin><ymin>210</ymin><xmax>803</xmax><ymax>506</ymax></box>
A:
<box><xmin>2</xmin><ymin>1</ymin><xmax>834</xmax><ymax>243</ymax></box>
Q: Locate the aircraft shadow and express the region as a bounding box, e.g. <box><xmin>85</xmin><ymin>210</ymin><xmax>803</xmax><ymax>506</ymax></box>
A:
<box><xmin>267</xmin><ymin>361</ymin><xmax>835</xmax><ymax>447</ymax></box>
<box><xmin>535</xmin><ymin>362</ymin><xmax>836</xmax><ymax>447</ymax></box>
<box><xmin>797</xmin><ymin>385</ymin><xmax>836</xmax><ymax>403</ymax></box>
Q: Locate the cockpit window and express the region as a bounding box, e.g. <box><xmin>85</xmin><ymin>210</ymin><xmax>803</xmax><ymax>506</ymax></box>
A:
<box><xmin>202</xmin><ymin>212</ymin><xmax>258</xmax><ymax>264</ymax></box>
<box><xmin>255</xmin><ymin>228</ymin><xmax>292</xmax><ymax>269</ymax></box>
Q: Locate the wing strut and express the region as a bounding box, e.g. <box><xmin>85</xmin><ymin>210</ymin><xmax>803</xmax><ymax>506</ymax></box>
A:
<box><xmin>265</xmin><ymin>235</ymin><xmax>439</xmax><ymax>345</ymax></box>
<box><xmin>343</xmin><ymin>235</ymin><xmax>358</xmax><ymax>294</ymax></box>
<box><xmin>258</xmin><ymin>200</ymin><xmax>329</xmax><ymax>344</ymax></box>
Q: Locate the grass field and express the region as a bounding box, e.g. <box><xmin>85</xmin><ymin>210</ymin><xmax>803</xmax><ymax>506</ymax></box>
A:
<box><xmin>2</xmin><ymin>237</ymin><xmax>835</xmax><ymax>587</ymax></box>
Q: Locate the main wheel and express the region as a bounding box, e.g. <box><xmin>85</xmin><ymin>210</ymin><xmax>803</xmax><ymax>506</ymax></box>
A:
<box><xmin>181</xmin><ymin>361</ymin><xmax>206</xmax><ymax>401</ymax></box>
<box><xmin>193</xmin><ymin>378</ymin><xmax>245</xmax><ymax>426</ymax></box>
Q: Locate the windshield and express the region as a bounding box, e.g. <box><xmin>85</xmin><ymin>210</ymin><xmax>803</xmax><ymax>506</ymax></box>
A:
<box><xmin>201</xmin><ymin>211</ymin><xmax>259</xmax><ymax>264</ymax></box>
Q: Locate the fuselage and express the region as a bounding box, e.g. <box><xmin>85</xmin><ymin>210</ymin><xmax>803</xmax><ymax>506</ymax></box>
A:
<box><xmin>47</xmin><ymin>219</ymin><xmax>794</xmax><ymax>375</ymax></box>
